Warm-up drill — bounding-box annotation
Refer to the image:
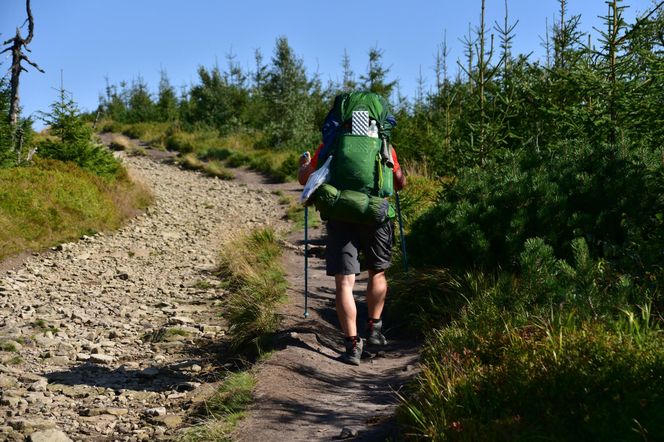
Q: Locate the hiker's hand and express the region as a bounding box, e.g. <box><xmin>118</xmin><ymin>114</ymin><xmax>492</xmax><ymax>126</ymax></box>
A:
<box><xmin>299</xmin><ymin>151</ymin><xmax>311</xmax><ymax>166</ymax></box>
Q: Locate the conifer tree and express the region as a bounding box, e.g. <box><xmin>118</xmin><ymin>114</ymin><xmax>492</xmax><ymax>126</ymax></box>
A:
<box><xmin>127</xmin><ymin>76</ymin><xmax>156</xmax><ymax>123</ymax></box>
<box><xmin>262</xmin><ymin>36</ymin><xmax>315</xmax><ymax>149</ymax></box>
<box><xmin>341</xmin><ymin>49</ymin><xmax>357</xmax><ymax>92</ymax></box>
<box><xmin>0</xmin><ymin>76</ymin><xmax>15</xmax><ymax>167</ymax></box>
<box><xmin>156</xmin><ymin>70</ymin><xmax>178</xmax><ymax>122</ymax></box>
<box><xmin>360</xmin><ymin>46</ymin><xmax>397</xmax><ymax>99</ymax></box>
<box><xmin>39</xmin><ymin>83</ymin><xmax>120</xmax><ymax>179</ymax></box>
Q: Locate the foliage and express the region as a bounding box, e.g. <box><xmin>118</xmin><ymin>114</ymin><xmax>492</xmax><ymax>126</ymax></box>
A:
<box><xmin>408</xmin><ymin>140</ymin><xmax>664</xmax><ymax>275</ymax></box>
<box><xmin>397</xmin><ymin>235</ymin><xmax>663</xmax><ymax>440</ymax></box>
<box><xmin>38</xmin><ymin>87</ymin><xmax>121</xmax><ymax>180</ymax></box>
<box><xmin>0</xmin><ymin>76</ymin><xmax>35</xmax><ymax>167</ymax></box>
<box><xmin>156</xmin><ymin>70</ymin><xmax>179</xmax><ymax>122</ymax></box>
<box><xmin>401</xmin><ymin>315</ymin><xmax>664</xmax><ymax>441</ymax></box>
<box><xmin>360</xmin><ymin>46</ymin><xmax>398</xmax><ymax>100</ymax></box>
<box><xmin>259</xmin><ymin>36</ymin><xmax>319</xmax><ymax>150</ymax></box>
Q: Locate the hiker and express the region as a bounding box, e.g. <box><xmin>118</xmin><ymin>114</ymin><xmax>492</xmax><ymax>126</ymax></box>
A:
<box><xmin>298</xmin><ymin>92</ymin><xmax>406</xmax><ymax>365</ymax></box>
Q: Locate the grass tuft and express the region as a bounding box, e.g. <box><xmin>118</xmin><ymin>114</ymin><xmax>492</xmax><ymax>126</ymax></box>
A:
<box><xmin>204</xmin><ymin>161</ymin><xmax>235</xmax><ymax>180</ymax></box>
<box><xmin>107</xmin><ymin>134</ymin><xmax>135</xmax><ymax>151</ymax></box>
<box><xmin>285</xmin><ymin>203</ymin><xmax>320</xmax><ymax>230</ymax></box>
<box><xmin>179</xmin><ymin>372</ymin><xmax>255</xmax><ymax>442</ymax></box>
<box><xmin>217</xmin><ymin>228</ymin><xmax>286</xmax><ymax>352</ymax></box>
<box><xmin>0</xmin><ymin>341</ymin><xmax>18</xmax><ymax>352</ymax></box>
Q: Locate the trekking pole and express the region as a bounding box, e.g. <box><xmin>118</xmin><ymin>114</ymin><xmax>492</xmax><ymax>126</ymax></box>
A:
<box><xmin>303</xmin><ymin>206</ymin><xmax>309</xmax><ymax>318</ymax></box>
<box><xmin>395</xmin><ymin>191</ymin><xmax>408</xmax><ymax>272</ymax></box>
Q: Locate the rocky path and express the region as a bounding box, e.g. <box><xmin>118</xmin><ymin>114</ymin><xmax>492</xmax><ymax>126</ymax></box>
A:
<box><xmin>0</xmin><ymin>145</ymin><xmax>420</xmax><ymax>442</ymax></box>
<box><xmin>0</xmin><ymin>152</ymin><xmax>287</xmax><ymax>441</ymax></box>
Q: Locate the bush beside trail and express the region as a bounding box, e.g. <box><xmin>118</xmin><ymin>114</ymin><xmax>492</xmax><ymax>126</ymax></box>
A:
<box><xmin>407</xmin><ymin>141</ymin><xmax>664</xmax><ymax>275</ymax></box>
<box><xmin>390</xmin><ymin>147</ymin><xmax>664</xmax><ymax>438</ymax></box>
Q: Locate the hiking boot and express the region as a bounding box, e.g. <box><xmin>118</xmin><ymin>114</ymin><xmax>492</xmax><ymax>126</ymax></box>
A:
<box><xmin>341</xmin><ymin>336</ymin><xmax>363</xmax><ymax>366</ymax></box>
<box><xmin>366</xmin><ymin>319</ymin><xmax>388</xmax><ymax>346</ymax></box>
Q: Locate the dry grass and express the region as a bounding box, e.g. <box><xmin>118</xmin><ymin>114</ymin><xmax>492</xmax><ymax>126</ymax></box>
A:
<box><xmin>107</xmin><ymin>134</ymin><xmax>135</xmax><ymax>151</ymax></box>
<box><xmin>217</xmin><ymin>228</ymin><xmax>286</xmax><ymax>351</ymax></box>
<box><xmin>179</xmin><ymin>153</ymin><xmax>205</xmax><ymax>171</ymax></box>
<box><xmin>108</xmin><ymin>169</ymin><xmax>154</xmax><ymax>220</ymax></box>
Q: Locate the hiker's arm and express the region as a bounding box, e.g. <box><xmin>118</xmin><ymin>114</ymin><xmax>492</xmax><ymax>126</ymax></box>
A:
<box><xmin>394</xmin><ymin>167</ymin><xmax>406</xmax><ymax>191</ymax></box>
<box><xmin>298</xmin><ymin>143</ymin><xmax>323</xmax><ymax>185</ymax></box>
<box><xmin>391</xmin><ymin>146</ymin><xmax>406</xmax><ymax>191</ymax></box>
<box><xmin>298</xmin><ymin>152</ymin><xmax>313</xmax><ymax>185</ymax></box>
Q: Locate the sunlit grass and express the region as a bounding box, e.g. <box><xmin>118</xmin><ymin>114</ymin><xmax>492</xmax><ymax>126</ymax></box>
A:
<box><xmin>0</xmin><ymin>159</ymin><xmax>152</xmax><ymax>260</ymax></box>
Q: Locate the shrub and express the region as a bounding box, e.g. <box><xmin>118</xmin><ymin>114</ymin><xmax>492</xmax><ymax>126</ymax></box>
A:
<box><xmin>199</xmin><ymin>146</ymin><xmax>233</xmax><ymax>162</ymax></box>
<box><xmin>408</xmin><ymin>141</ymin><xmax>664</xmax><ymax>275</ymax></box>
<box><xmin>226</xmin><ymin>152</ymin><xmax>251</xmax><ymax>168</ymax></box>
<box><xmin>392</xmin><ymin>173</ymin><xmax>444</xmax><ymax>231</ymax></box>
<box><xmin>165</xmin><ymin>131</ymin><xmax>197</xmax><ymax>153</ymax></box>
<box><xmin>121</xmin><ymin>121</ymin><xmax>170</xmax><ymax>148</ymax></box>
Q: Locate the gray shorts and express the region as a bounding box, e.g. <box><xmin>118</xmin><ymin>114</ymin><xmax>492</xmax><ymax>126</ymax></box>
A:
<box><xmin>325</xmin><ymin>219</ymin><xmax>394</xmax><ymax>276</ymax></box>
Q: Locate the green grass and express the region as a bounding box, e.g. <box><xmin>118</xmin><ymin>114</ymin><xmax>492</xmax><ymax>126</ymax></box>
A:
<box><xmin>31</xmin><ymin>319</ymin><xmax>59</xmax><ymax>334</ymax></box>
<box><xmin>285</xmin><ymin>203</ymin><xmax>320</xmax><ymax>230</ymax></box>
<box><xmin>126</xmin><ymin>146</ymin><xmax>148</xmax><ymax>157</ymax></box>
<box><xmin>7</xmin><ymin>356</ymin><xmax>22</xmax><ymax>365</ymax></box>
<box><xmin>192</xmin><ymin>280</ymin><xmax>215</xmax><ymax>290</ymax></box>
<box><xmin>0</xmin><ymin>341</ymin><xmax>17</xmax><ymax>352</ymax></box>
<box><xmin>165</xmin><ymin>327</ymin><xmax>190</xmax><ymax>338</ymax></box>
<box><xmin>217</xmin><ymin>228</ymin><xmax>286</xmax><ymax>352</ymax></box>
<box><xmin>204</xmin><ymin>161</ymin><xmax>235</xmax><ymax>180</ymax></box>
<box><xmin>0</xmin><ymin>158</ymin><xmax>152</xmax><ymax>260</ymax></box>
<box><xmin>399</xmin><ymin>310</ymin><xmax>664</xmax><ymax>441</ymax></box>
<box><xmin>179</xmin><ymin>372</ymin><xmax>256</xmax><ymax>442</ymax></box>
<box><xmin>391</xmin><ymin>173</ymin><xmax>444</xmax><ymax>231</ymax></box>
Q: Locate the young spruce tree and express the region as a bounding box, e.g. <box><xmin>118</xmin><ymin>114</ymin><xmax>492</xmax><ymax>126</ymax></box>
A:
<box><xmin>39</xmin><ymin>84</ymin><xmax>120</xmax><ymax>180</ymax></box>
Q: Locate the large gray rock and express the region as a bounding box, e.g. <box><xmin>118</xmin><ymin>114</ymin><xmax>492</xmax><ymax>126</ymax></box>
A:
<box><xmin>28</xmin><ymin>429</ymin><xmax>72</xmax><ymax>442</ymax></box>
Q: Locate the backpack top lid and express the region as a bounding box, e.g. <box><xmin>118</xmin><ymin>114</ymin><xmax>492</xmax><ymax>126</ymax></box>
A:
<box><xmin>320</xmin><ymin>91</ymin><xmax>396</xmax><ymax>160</ymax></box>
<box><xmin>336</xmin><ymin>91</ymin><xmax>395</xmax><ymax>136</ymax></box>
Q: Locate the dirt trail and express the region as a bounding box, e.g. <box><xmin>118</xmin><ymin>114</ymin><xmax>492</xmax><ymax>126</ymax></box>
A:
<box><xmin>233</xmin><ymin>199</ymin><xmax>420</xmax><ymax>441</ymax></box>
<box><xmin>0</xmin><ymin>142</ymin><xmax>419</xmax><ymax>441</ymax></box>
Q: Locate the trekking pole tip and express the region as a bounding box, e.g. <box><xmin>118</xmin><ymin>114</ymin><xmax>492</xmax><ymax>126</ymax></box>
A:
<box><xmin>303</xmin><ymin>311</ymin><xmax>309</xmax><ymax>318</ymax></box>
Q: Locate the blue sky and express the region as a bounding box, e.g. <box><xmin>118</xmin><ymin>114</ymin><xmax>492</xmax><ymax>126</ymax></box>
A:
<box><xmin>1</xmin><ymin>1</ymin><xmax>651</xmax><ymax>129</ymax></box>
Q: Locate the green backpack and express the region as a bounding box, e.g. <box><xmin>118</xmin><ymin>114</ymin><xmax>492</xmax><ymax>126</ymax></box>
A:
<box><xmin>313</xmin><ymin>92</ymin><xmax>397</xmax><ymax>224</ymax></box>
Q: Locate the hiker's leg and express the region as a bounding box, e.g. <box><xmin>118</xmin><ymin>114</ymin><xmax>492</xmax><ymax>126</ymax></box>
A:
<box><xmin>363</xmin><ymin>220</ymin><xmax>393</xmax><ymax>320</ymax></box>
<box><xmin>326</xmin><ymin>220</ymin><xmax>361</xmax><ymax>337</ymax></box>
<box><xmin>335</xmin><ymin>274</ymin><xmax>357</xmax><ymax>337</ymax></box>
<box><xmin>366</xmin><ymin>269</ymin><xmax>387</xmax><ymax>320</ymax></box>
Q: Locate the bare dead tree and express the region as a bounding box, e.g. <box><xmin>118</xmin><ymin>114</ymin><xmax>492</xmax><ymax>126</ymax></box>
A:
<box><xmin>2</xmin><ymin>0</ymin><xmax>45</xmax><ymax>128</ymax></box>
